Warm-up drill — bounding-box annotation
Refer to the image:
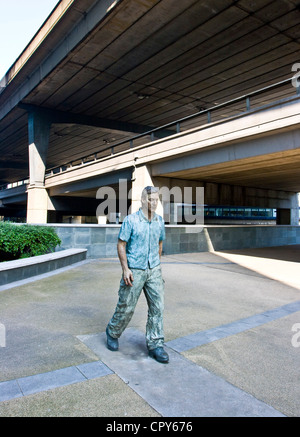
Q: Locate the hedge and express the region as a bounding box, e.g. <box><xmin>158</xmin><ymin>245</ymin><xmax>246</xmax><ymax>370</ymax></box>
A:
<box><xmin>0</xmin><ymin>222</ymin><xmax>61</xmax><ymax>262</ymax></box>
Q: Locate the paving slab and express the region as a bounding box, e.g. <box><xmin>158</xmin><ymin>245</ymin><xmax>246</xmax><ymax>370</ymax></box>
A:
<box><xmin>215</xmin><ymin>245</ymin><xmax>300</xmax><ymax>290</ymax></box>
<box><xmin>0</xmin><ymin>245</ymin><xmax>299</xmax><ymax>417</ymax></box>
<box><xmin>0</xmin><ymin>375</ymin><xmax>160</xmax><ymax>417</ymax></box>
<box><xmin>167</xmin><ymin>300</ymin><xmax>300</xmax><ymax>352</ymax></box>
<box><xmin>0</xmin><ymin>361</ymin><xmax>113</xmax><ymax>403</ymax></box>
<box><xmin>77</xmin><ymin>328</ymin><xmax>284</xmax><ymax>417</ymax></box>
<box><xmin>0</xmin><ymin>380</ymin><xmax>22</xmax><ymax>402</ymax></box>
<box><xmin>17</xmin><ymin>366</ymin><xmax>87</xmax><ymax>397</ymax></box>
<box><xmin>184</xmin><ymin>312</ymin><xmax>300</xmax><ymax>417</ymax></box>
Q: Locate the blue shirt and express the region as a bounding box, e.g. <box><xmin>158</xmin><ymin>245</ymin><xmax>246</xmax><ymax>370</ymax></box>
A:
<box><xmin>118</xmin><ymin>208</ymin><xmax>166</xmax><ymax>269</ymax></box>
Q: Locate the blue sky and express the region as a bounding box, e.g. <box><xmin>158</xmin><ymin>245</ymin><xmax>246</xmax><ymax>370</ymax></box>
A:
<box><xmin>0</xmin><ymin>0</ymin><xmax>59</xmax><ymax>79</ymax></box>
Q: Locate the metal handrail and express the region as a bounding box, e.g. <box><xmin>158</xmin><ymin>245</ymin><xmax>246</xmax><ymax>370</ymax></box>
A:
<box><xmin>45</xmin><ymin>76</ymin><xmax>299</xmax><ymax>177</ymax></box>
<box><xmin>0</xmin><ymin>179</ymin><xmax>29</xmax><ymax>192</ymax></box>
<box><xmin>1</xmin><ymin>76</ymin><xmax>299</xmax><ymax>190</ymax></box>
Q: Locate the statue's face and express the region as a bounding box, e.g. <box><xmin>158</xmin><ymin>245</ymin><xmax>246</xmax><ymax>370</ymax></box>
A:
<box><xmin>141</xmin><ymin>192</ymin><xmax>159</xmax><ymax>215</ymax></box>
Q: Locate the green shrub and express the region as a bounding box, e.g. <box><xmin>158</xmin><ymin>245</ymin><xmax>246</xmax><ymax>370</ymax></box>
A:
<box><xmin>0</xmin><ymin>222</ymin><xmax>61</xmax><ymax>262</ymax></box>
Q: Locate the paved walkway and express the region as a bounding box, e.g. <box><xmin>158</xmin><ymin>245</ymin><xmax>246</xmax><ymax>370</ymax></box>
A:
<box><xmin>0</xmin><ymin>245</ymin><xmax>299</xmax><ymax>417</ymax></box>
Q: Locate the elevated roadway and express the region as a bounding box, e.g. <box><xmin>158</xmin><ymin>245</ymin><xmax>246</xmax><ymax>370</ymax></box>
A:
<box><xmin>0</xmin><ymin>0</ymin><xmax>299</xmax><ymax>223</ymax></box>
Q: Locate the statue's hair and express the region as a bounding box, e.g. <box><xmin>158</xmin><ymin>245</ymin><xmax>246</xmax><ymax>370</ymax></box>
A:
<box><xmin>141</xmin><ymin>186</ymin><xmax>159</xmax><ymax>199</ymax></box>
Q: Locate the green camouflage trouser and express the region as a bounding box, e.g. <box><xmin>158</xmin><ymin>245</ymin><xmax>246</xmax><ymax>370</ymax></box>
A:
<box><xmin>107</xmin><ymin>264</ymin><xmax>164</xmax><ymax>350</ymax></box>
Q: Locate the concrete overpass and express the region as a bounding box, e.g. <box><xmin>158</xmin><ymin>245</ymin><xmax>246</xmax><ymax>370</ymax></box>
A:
<box><xmin>0</xmin><ymin>0</ymin><xmax>300</xmax><ymax>224</ymax></box>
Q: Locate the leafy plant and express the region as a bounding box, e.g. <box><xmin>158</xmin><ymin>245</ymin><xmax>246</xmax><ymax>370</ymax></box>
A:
<box><xmin>0</xmin><ymin>222</ymin><xmax>61</xmax><ymax>261</ymax></box>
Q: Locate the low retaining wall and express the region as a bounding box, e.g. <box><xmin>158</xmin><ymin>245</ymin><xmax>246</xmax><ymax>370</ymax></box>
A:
<box><xmin>0</xmin><ymin>248</ymin><xmax>87</xmax><ymax>286</ymax></box>
<box><xmin>2</xmin><ymin>225</ymin><xmax>298</xmax><ymax>287</ymax></box>
<box><xmin>52</xmin><ymin>224</ymin><xmax>300</xmax><ymax>258</ymax></box>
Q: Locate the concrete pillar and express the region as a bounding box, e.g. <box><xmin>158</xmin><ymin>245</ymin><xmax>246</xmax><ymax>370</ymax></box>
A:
<box><xmin>131</xmin><ymin>165</ymin><xmax>163</xmax><ymax>216</ymax></box>
<box><xmin>27</xmin><ymin>186</ymin><xmax>49</xmax><ymax>224</ymax></box>
<box><xmin>26</xmin><ymin>112</ymin><xmax>51</xmax><ymax>223</ymax></box>
<box><xmin>277</xmin><ymin>193</ymin><xmax>299</xmax><ymax>225</ymax></box>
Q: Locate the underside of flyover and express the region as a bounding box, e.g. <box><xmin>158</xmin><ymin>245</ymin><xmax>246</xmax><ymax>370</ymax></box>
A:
<box><xmin>0</xmin><ymin>0</ymin><xmax>300</xmax><ymax>223</ymax></box>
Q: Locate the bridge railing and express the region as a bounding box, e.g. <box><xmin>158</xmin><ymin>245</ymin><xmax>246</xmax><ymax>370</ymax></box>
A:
<box><xmin>1</xmin><ymin>76</ymin><xmax>299</xmax><ymax>191</ymax></box>
<box><xmin>45</xmin><ymin>76</ymin><xmax>300</xmax><ymax>178</ymax></box>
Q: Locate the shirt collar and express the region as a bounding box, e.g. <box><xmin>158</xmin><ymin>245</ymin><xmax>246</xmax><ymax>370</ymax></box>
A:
<box><xmin>138</xmin><ymin>208</ymin><xmax>158</xmax><ymax>222</ymax></box>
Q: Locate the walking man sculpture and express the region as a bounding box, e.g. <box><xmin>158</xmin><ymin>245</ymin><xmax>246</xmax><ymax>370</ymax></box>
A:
<box><xmin>106</xmin><ymin>186</ymin><xmax>169</xmax><ymax>363</ymax></box>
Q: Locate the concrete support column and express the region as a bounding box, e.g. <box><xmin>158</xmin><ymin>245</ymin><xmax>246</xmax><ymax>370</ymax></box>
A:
<box><xmin>131</xmin><ymin>165</ymin><xmax>163</xmax><ymax>215</ymax></box>
<box><xmin>27</xmin><ymin>186</ymin><xmax>49</xmax><ymax>224</ymax></box>
<box><xmin>26</xmin><ymin>112</ymin><xmax>51</xmax><ymax>223</ymax></box>
<box><xmin>277</xmin><ymin>193</ymin><xmax>299</xmax><ymax>225</ymax></box>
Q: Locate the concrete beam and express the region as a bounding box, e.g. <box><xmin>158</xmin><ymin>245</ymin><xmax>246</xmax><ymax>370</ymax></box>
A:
<box><xmin>0</xmin><ymin>0</ymin><xmax>120</xmax><ymax>121</ymax></box>
<box><xmin>19</xmin><ymin>104</ymin><xmax>173</xmax><ymax>137</ymax></box>
<box><xmin>44</xmin><ymin>99</ymin><xmax>300</xmax><ymax>191</ymax></box>
<box><xmin>0</xmin><ymin>194</ymin><xmax>27</xmax><ymax>206</ymax></box>
<box><xmin>48</xmin><ymin>196</ymin><xmax>98</xmax><ymax>212</ymax></box>
<box><xmin>151</xmin><ymin>129</ymin><xmax>300</xmax><ymax>176</ymax></box>
<box><xmin>0</xmin><ymin>185</ymin><xmax>27</xmax><ymax>200</ymax></box>
<box><xmin>48</xmin><ymin>168</ymin><xmax>132</xmax><ymax>196</ymax></box>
